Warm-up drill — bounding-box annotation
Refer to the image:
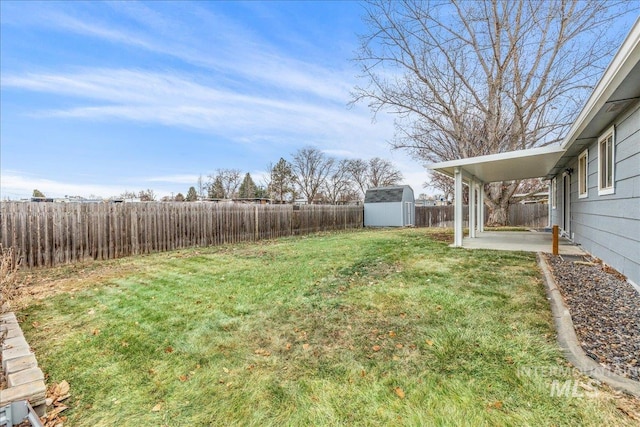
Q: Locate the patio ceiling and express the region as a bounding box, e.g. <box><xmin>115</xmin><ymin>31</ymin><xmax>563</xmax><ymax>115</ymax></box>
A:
<box><xmin>429</xmin><ymin>145</ymin><xmax>565</xmax><ymax>184</ymax></box>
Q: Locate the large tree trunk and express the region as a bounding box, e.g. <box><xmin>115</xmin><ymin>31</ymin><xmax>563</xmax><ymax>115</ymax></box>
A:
<box><xmin>487</xmin><ymin>200</ymin><xmax>510</xmax><ymax>226</ymax></box>
<box><xmin>484</xmin><ymin>181</ymin><xmax>519</xmax><ymax>226</ymax></box>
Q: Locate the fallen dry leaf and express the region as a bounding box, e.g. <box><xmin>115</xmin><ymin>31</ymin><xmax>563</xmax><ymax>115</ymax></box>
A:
<box><xmin>254</xmin><ymin>348</ymin><xmax>271</xmax><ymax>356</ymax></box>
<box><xmin>394</xmin><ymin>387</ymin><xmax>405</xmax><ymax>399</ymax></box>
<box><xmin>388</xmin><ymin>331</ymin><xmax>396</xmax><ymax>337</ymax></box>
<box><xmin>47</xmin><ymin>405</ymin><xmax>68</xmax><ymax>417</ymax></box>
<box><xmin>302</xmin><ymin>343</ymin><xmax>311</xmax><ymax>350</ymax></box>
<box><xmin>488</xmin><ymin>401</ymin><xmax>503</xmax><ymax>410</ymax></box>
<box><xmin>92</xmin><ymin>328</ymin><xmax>100</xmax><ymax>336</ymax></box>
<box><xmin>152</xmin><ymin>403</ymin><xmax>163</xmax><ymax>412</ymax></box>
<box><xmin>395</xmin><ymin>343</ymin><xmax>403</xmax><ymax>349</ymax></box>
<box><xmin>425</xmin><ymin>340</ymin><xmax>434</xmax><ymax>346</ymax></box>
<box><xmin>165</xmin><ymin>346</ymin><xmax>174</xmax><ymax>353</ymax></box>
<box><xmin>617</xmin><ymin>405</ymin><xmax>640</xmax><ymax>420</ymax></box>
<box><xmin>372</xmin><ymin>345</ymin><xmax>381</xmax><ymax>352</ymax></box>
<box><xmin>179</xmin><ymin>375</ymin><xmax>188</xmax><ymax>382</ymax></box>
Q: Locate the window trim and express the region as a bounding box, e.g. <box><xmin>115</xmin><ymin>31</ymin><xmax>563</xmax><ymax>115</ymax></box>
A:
<box><xmin>551</xmin><ymin>177</ymin><xmax>557</xmax><ymax>209</ymax></box>
<box><xmin>578</xmin><ymin>149</ymin><xmax>588</xmax><ymax>199</ymax></box>
<box><xmin>598</xmin><ymin>125</ymin><xmax>615</xmax><ymax>196</ymax></box>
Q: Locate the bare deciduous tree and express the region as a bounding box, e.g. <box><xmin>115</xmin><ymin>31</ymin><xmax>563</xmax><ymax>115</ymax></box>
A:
<box><xmin>291</xmin><ymin>147</ymin><xmax>335</xmax><ymax>204</ymax></box>
<box><xmin>346</xmin><ymin>157</ymin><xmax>403</xmax><ymax>198</ymax></box>
<box><xmin>346</xmin><ymin>159</ymin><xmax>369</xmax><ymax>197</ymax></box>
<box><xmin>197</xmin><ymin>175</ymin><xmax>206</xmax><ymax>200</ymax></box>
<box><xmin>323</xmin><ymin>159</ymin><xmax>355</xmax><ymax>204</ymax></box>
<box><xmin>207</xmin><ymin>169</ymin><xmax>242</xmax><ymax>199</ymax></box>
<box><xmin>368</xmin><ymin>157</ymin><xmax>403</xmax><ymax>188</ymax></box>
<box><xmin>353</xmin><ymin>0</ymin><xmax>634</xmax><ymax>224</ymax></box>
<box><xmin>138</xmin><ymin>189</ymin><xmax>156</xmax><ymax>201</ymax></box>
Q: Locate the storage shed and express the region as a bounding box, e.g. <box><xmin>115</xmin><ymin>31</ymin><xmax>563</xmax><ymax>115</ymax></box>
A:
<box><xmin>364</xmin><ymin>185</ymin><xmax>415</xmax><ymax>227</ymax></box>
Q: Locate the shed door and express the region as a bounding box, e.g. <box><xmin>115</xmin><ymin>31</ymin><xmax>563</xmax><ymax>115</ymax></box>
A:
<box><xmin>405</xmin><ymin>202</ymin><xmax>413</xmax><ymax>226</ymax></box>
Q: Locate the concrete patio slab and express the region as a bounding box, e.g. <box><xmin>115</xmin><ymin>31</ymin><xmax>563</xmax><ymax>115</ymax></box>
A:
<box><xmin>461</xmin><ymin>231</ymin><xmax>587</xmax><ymax>255</ymax></box>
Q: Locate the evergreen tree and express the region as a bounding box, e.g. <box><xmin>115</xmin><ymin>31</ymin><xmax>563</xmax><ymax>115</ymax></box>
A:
<box><xmin>207</xmin><ymin>176</ymin><xmax>225</xmax><ymax>199</ymax></box>
<box><xmin>174</xmin><ymin>193</ymin><xmax>185</xmax><ymax>202</ymax></box>
<box><xmin>32</xmin><ymin>189</ymin><xmax>45</xmax><ymax>198</ymax></box>
<box><xmin>254</xmin><ymin>185</ymin><xmax>268</xmax><ymax>199</ymax></box>
<box><xmin>268</xmin><ymin>158</ymin><xmax>294</xmax><ymax>203</ymax></box>
<box><xmin>186</xmin><ymin>186</ymin><xmax>198</xmax><ymax>201</ymax></box>
<box><xmin>238</xmin><ymin>173</ymin><xmax>257</xmax><ymax>199</ymax></box>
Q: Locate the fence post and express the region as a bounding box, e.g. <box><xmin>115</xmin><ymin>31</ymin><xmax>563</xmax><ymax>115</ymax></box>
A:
<box><xmin>254</xmin><ymin>205</ymin><xmax>259</xmax><ymax>241</ymax></box>
<box><xmin>552</xmin><ymin>225</ymin><xmax>559</xmax><ymax>255</ymax></box>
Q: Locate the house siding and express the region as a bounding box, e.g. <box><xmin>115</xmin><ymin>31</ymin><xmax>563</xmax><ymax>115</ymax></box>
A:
<box><xmin>554</xmin><ymin>101</ymin><xmax>640</xmax><ymax>285</ymax></box>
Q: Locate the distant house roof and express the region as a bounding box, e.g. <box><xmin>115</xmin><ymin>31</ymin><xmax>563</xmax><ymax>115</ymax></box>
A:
<box><xmin>364</xmin><ymin>186</ymin><xmax>411</xmax><ymax>203</ymax></box>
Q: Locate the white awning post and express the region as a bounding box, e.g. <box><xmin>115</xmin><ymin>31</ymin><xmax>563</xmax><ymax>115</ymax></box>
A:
<box><xmin>547</xmin><ymin>182</ymin><xmax>552</xmax><ymax>229</ymax></box>
<box><xmin>469</xmin><ymin>179</ymin><xmax>476</xmax><ymax>239</ymax></box>
<box><xmin>478</xmin><ymin>183</ymin><xmax>484</xmax><ymax>233</ymax></box>
<box><xmin>454</xmin><ymin>167</ymin><xmax>463</xmax><ymax>247</ymax></box>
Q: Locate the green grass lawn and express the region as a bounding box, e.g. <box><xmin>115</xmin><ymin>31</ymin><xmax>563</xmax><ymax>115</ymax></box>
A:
<box><xmin>19</xmin><ymin>228</ymin><xmax>637</xmax><ymax>426</ymax></box>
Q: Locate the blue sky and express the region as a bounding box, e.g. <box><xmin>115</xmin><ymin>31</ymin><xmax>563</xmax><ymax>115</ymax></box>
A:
<box><xmin>1</xmin><ymin>1</ymin><xmax>425</xmax><ymax>200</ymax></box>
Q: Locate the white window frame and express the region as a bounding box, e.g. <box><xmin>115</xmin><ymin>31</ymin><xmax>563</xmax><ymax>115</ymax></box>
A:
<box><xmin>598</xmin><ymin>125</ymin><xmax>615</xmax><ymax>195</ymax></box>
<box><xmin>578</xmin><ymin>149</ymin><xmax>588</xmax><ymax>199</ymax></box>
<box><xmin>551</xmin><ymin>177</ymin><xmax>557</xmax><ymax>209</ymax></box>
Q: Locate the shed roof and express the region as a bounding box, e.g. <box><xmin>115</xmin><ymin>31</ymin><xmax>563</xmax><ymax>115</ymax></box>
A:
<box><xmin>364</xmin><ymin>185</ymin><xmax>412</xmax><ymax>203</ymax></box>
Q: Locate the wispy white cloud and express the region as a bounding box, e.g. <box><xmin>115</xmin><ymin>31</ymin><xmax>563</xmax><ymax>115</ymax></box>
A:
<box><xmin>146</xmin><ymin>174</ymin><xmax>201</xmax><ymax>185</ymax></box>
<box><xmin>0</xmin><ymin>170</ymin><xmax>199</xmax><ymax>200</ymax></box>
<box><xmin>1</xmin><ymin>2</ymin><xmax>432</xmax><ymax>195</ymax></box>
<box><xmin>6</xmin><ymin>2</ymin><xmax>352</xmax><ymax>102</ymax></box>
<box><xmin>0</xmin><ymin>171</ymin><xmax>126</xmax><ymax>200</ymax></box>
<box><xmin>4</xmin><ymin>68</ymin><xmax>392</xmax><ymax>153</ymax></box>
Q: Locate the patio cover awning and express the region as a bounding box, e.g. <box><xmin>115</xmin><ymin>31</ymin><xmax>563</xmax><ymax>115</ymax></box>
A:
<box><xmin>428</xmin><ymin>145</ymin><xmax>564</xmax><ymax>247</ymax></box>
<box><xmin>429</xmin><ymin>145</ymin><xmax>565</xmax><ymax>183</ymax></box>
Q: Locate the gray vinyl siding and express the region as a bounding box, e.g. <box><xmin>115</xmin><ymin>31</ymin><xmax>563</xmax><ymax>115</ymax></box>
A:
<box><xmin>364</xmin><ymin>186</ymin><xmax>415</xmax><ymax>227</ymax></box>
<box><xmin>555</xmin><ymin>101</ymin><xmax>640</xmax><ymax>285</ymax></box>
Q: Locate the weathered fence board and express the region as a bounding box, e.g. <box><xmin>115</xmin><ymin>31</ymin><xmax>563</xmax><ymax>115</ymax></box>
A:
<box><xmin>1</xmin><ymin>202</ymin><xmax>547</xmax><ymax>269</ymax></box>
<box><xmin>415</xmin><ymin>204</ymin><xmax>548</xmax><ymax>228</ymax></box>
<box><xmin>0</xmin><ymin>202</ymin><xmax>364</xmax><ymax>268</ymax></box>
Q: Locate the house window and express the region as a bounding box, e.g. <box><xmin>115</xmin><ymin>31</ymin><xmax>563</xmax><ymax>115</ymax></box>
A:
<box><xmin>551</xmin><ymin>177</ymin><xmax>557</xmax><ymax>209</ymax></box>
<box><xmin>578</xmin><ymin>149</ymin><xmax>588</xmax><ymax>198</ymax></box>
<box><xmin>598</xmin><ymin>126</ymin><xmax>615</xmax><ymax>195</ymax></box>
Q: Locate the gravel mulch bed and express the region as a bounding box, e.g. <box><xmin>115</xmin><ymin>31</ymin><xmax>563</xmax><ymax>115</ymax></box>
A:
<box><xmin>546</xmin><ymin>254</ymin><xmax>640</xmax><ymax>381</ymax></box>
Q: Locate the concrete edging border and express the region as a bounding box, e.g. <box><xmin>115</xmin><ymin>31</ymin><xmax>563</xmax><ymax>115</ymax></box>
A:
<box><xmin>536</xmin><ymin>253</ymin><xmax>640</xmax><ymax>398</ymax></box>
<box><xmin>0</xmin><ymin>312</ymin><xmax>47</xmax><ymax>416</ymax></box>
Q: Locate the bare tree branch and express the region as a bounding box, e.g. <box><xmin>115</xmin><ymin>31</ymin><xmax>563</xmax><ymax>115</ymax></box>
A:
<box><xmin>353</xmin><ymin>0</ymin><xmax>636</xmax><ymax>224</ymax></box>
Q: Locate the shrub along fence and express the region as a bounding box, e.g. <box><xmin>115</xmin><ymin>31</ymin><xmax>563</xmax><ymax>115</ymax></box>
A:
<box><xmin>415</xmin><ymin>204</ymin><xmax>548</xmax><ymax>228</ymax></box>
<box><xmin>0</xmin><ymin>202</ymin><xmax>364</xmax><ymax>268</ymax></box>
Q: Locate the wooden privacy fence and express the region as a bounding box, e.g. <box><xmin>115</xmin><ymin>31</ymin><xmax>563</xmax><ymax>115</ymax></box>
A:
<box><xmin>415</xmin><ymin>204</ymin><xmax>548</xmax><ymax>228</ymax></box>
<box><xmin>0</xmin><ymin>202</ymin><xmax>364</xmax><ymax>268</ymax></box>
